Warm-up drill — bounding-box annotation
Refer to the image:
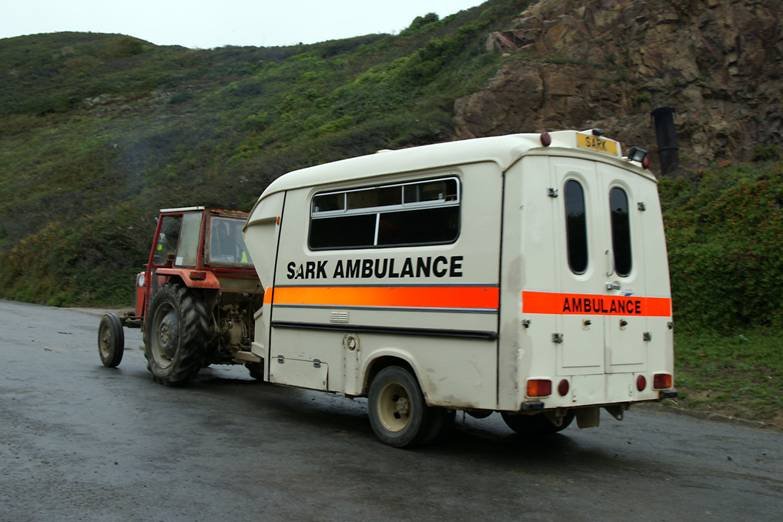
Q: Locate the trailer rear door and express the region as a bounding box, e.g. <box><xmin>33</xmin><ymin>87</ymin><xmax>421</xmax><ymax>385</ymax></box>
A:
<box><xmin>600</xmin><ymin>163</ymin><xmax>649</xmax><ymax>373</ymax></box>
<box><xmin>550</xmin><ymin>157</ymin><xmax>609</xmax><ymax>376</ymax></box>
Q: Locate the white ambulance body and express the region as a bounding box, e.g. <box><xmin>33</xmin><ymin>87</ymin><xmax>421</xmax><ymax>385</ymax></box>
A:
<box><xmin>244</xmin><ymin>130</ymin><xmax>675</xmax><ymax>447</ymax></box>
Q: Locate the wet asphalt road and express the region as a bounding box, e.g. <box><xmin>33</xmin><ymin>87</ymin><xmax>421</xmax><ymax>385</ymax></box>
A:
<box><xmin>0</xmin><ymin>299</ymin><xmax>781</xmax><ymax>522</ymax></box>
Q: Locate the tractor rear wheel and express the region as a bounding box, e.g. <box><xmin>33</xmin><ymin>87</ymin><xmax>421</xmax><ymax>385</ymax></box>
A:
<box><xmin>144</xmin><ymin>283</ymin><xmax>210</xmax><ymax>386</ymax></box>
<box><xmin>98</xmin><ymin>313</ymin><xmax>124</xmax><ymax>368</ymax></box>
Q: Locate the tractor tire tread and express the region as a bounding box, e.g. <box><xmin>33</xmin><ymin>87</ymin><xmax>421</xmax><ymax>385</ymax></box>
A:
<box><xmin>144</xmin><ymin>283</ymin><xmax>211</xmax><ymax>386</ymax></box>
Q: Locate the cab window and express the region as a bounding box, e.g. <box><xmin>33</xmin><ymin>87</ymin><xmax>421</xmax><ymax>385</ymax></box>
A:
<box><xmin>309</xmin><ymin>177</ymin><xmax>460</xmax><ymax>250</ymax></box>
<box><xmin>208</xmin><ymin>217</ymin><xmax>253</xmax><ymax>266</ymax></box>
<box><xmin>152</xmin><ymin>216</ymin><xmax>182</xmax><ymax>266</ymax></box>
<box><xmin>175</xmin><ymin>212</ymin><xmax>202</xmax><ymax>267</ymax></box>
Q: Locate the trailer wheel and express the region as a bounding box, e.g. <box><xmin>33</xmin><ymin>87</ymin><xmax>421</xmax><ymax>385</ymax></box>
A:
<box><xmin>368</xmin><ymin>366</ymin><xmax>431</xmax><ymax>448</ymax></box>
<box><xmin>98</xmin><ymin>313</ymin><xmax>124</xmax><ymax>368</ymax></box>
<box><xmin>501</xmin><ymin>411</ymin><xmax>575</xmax><ymax>436</ymax></box>
<box><xmin>144</xmin><ymin>284</ymin><xmax>210</xmax><ymax>386</ymax></box>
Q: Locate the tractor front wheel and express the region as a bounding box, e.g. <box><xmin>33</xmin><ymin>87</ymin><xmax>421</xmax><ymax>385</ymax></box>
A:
<box><xmin>144</xmin><ymin>284</ymin><xmax>210</xmax><ymax>386</ymax></box>
<box><xmin>98</xmin><ymin>313</ymin><xmax>124</xmax><ymax>368</ymax></box>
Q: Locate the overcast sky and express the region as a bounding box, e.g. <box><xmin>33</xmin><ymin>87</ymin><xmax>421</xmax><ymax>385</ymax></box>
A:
<box><xmin>0</xmin><ymin>0</ymin><xmax>486</xmax><ymax>48</ymax></box>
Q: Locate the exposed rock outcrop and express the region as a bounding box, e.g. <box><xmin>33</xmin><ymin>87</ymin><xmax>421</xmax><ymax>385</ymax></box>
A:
<box><xmin>456</xmin><ymin>0</ymin><xmax>783</xmax><ymax>168</ymax></box>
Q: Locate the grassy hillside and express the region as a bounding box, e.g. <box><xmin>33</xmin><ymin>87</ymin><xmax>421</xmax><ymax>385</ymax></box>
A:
<box><xmin>0</xmin><ymin>0</ymin><xmax>526</xmax><ymax>305</ymax></box>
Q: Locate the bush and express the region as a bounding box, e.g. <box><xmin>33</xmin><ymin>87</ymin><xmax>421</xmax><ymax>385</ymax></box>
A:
<box><xmin>752</xmin><ymin>144</ymin><xmax>780</xmax><ymax>162</ymax></box>
<box><xmin>107</xmin><ymin>37</ymin><xmax>146</xmax><ymax>58</ymax></box>
<box><xmin>661</xmin><ymin>161</ymin><xmax>783</xmax><ymax>330</ymax></box>
<box><xmin>404</xmin><ymin>13</ymin><xmax>441</xmax><ymax>35</ymax></box>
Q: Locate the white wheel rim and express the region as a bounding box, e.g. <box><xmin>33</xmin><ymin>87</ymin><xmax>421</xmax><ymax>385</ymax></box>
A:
<box><xmin>377</xmin><ymin>382</ymin><xmax>412</xmax><ymax>432</ymax></box>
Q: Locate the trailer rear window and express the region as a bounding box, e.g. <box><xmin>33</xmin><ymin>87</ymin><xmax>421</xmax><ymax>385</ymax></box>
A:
<box><xmin>564</xmin><ymin>179</ymin><xmax>588</xmax><ymax>274</ymax></box>
<box><xmin>609</xmin><ymin>187</ymin><xmax>632</xmax><ymax>277</ymax></box>
<box><xmin>309</xmin><ymin>177</ymin><xmax>460</xmax><ymax>250</ymax></box>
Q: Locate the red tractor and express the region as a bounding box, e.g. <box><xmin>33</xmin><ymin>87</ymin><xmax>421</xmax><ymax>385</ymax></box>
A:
<box><xmin>97</xmin><ymin>207</ymin><xmax>264</xmax><ymax>385</ymax></box>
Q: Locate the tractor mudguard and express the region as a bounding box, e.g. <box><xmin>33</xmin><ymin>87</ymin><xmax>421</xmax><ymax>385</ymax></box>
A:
<box><xmin>155</xmin><ymin>268</ymin><xmax>221</xmax><ymax>290</ymax></box>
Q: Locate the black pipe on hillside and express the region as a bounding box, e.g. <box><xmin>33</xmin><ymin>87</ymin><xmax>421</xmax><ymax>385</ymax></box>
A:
<box><xmin>651</xmin><ymin>107</ymin><xmax>679</xmax><ymax>175</ymax></box>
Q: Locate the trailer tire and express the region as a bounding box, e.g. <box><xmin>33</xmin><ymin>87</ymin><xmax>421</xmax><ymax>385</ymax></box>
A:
<box><xmin>368</xmin><ymin>366</ymin><xmax>431</xmax><ymax>448</ymax></box>
<box><xmin>98</xmin><ymin>313</ymin><xmax>124</xmax><ymax>368</ymax></box>
<box><xmin>144</xmin><ymin>283</ymin><xmax>210</xmax><ymax>386</ymax></box>
<box><xmin>501</xmin><ymin>411</ymin><xmax>575</xmax><ymax>436</ymax></box>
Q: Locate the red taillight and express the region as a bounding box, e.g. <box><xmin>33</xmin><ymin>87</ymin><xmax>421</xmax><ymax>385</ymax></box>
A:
<box><xmin>557</xmin><ymin>379</ymin><xmax>569</xmax><ymax>397</ymax></box>
<box><xmin>540</xmin><ymin>131</ymin><xmax>552</xmax><ymax>147</ymax></box>
<box><xmin>636</xmin><ymin>374</ymin><xmax>647</xmax><ymax>392</ymax></box>
<box><xmin>527</xmin><ymin>379</ymin><xmax>552</xmax><ymax>397</ymax></box>
<box><xmin>653</xmin><ymin>373</ymin><xmax>673</xmax><ymax>390</ymax></box>
<box><xmin>642</xmin><ymin>155</ymin><xmax>651</xmax><ymax>169</ymax></box>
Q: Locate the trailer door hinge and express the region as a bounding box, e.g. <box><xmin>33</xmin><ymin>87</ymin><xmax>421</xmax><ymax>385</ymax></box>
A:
<box><xmin>643</xmin><ymin>332</ymin><xmax>652</xmax><ymax>342</ymax></box>
<box><xmin>552</xmin><ymin>333</ymin><xmax>563</xmax><ymax>344</ymax></box>
<box><xmin>277</xmin><ymin>355</ymin><xmax>285</xmax><ymax>364</ymax></box>
<box><xmin>313</xmin><ymin>359</ymin><xmax>322</xmax><ymax>369</ymax></box>
<box><xmin>638</xmin><ymin>202</ymin><xmax>646</xmax><ymax>211</ymax></box>
<box><xmin>548</xmin><ymin>187</ymin><xmax>559</xmax><ymax>198</ymax></box>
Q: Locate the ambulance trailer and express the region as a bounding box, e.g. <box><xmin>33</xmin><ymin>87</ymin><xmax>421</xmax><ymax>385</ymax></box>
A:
<box><xmin>243</xmin><ymin>130</ymin><xmax>676</xmax><ymax>447</ymax></box>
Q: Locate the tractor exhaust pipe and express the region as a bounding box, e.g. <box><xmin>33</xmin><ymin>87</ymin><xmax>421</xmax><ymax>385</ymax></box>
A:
<box><xmin>651</xmin><ymin>107</ymin><xmax>679</xmax><ymax>175</ymax></box>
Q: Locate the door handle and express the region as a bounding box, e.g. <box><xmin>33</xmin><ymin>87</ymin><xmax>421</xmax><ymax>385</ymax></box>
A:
<box><xmin>606</xmin><ymin>281</ymin><xmax>621</xmax><ymax>291</ymax></box>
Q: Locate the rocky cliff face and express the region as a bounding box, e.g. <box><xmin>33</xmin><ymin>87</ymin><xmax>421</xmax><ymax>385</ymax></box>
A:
<box><xmin>455</xmin><ymin>0</ymin><xmax>782</xmax><ymax>169</ymax></box>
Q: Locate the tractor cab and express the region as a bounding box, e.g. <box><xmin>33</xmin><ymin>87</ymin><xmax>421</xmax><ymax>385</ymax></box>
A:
<box><xmin>98</xmin><ymin>206</ymin><xmax>264</xmax><ymax>385</ymax></box>
<box><xmin>136</xmin><ymin>207</ymin><xmax>260</xmax><ymax>320</ymax></box>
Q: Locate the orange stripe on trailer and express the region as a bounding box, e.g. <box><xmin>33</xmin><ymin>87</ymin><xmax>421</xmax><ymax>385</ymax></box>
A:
<box><xmin>270</xmin><ymin>285</ymin><xmax>499</xmax><ymax>310</ymax></box>
<box><xmin>522</xmin><ymin>291</ymin><xmax>671</xmax><ymax>317</ymax></box>
<box><xmin>263</xmin><ymin>288</ymin><xmax>274</xmax><ymax>305</ymax></box>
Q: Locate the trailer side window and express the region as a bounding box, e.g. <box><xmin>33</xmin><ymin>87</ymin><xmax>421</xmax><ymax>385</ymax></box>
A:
<box><xmin>309</xmin><ymin>177</ymin><xmax>460</xmax><ymax>250</ymax></box>
<box><xmin>609</xmin><ymin>187</ymin><xmax>632</xmax><ymax>277</ymax></box>
<box><xmin>564</xmin><ymin>179</ymin><xmax>588</xmax><ymax>274</ymax></box>
<box><xmin>309</xmin><ymin>214</ymin><xmax>376</xmax><ymax>249</ymax></box>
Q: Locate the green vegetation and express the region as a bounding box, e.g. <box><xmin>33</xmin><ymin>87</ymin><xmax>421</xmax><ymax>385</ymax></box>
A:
<box><xmin>0</xmin><ymin>0</ymin><xmax>526</xmax><ymax>305</ymax></box>
<box><xmin>658</xmin><ymin>158</ymin><xmax>783</xmax><ymax>425</ymax></box>
<box><xmin>673</xmin><ymin>328</ymin><xmax>782</xmax><ymax>425</ymax></box>
<box><xmin>660</xmin><ymin>159</ymin><xmax>783</xmax><ymax>331</ymax></box>
<box><xmin>0</xmin><ymin>0</ymin><xmax>780</xmax><ymax>423</ymax></box>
